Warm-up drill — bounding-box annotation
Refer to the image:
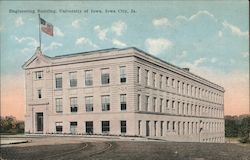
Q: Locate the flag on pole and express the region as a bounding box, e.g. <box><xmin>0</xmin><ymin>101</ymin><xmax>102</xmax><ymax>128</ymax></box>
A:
<box><xmin>40</xmin><ymin>18</ymin><xmax>53</xmax><ymax>36</ymax></box>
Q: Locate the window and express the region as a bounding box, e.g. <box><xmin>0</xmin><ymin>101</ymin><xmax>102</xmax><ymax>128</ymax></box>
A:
<box><xmin>137</xmin><ymin>94</ymin><xmax>141</xmax><ymax>111</ymax></box>
<box><xmin>167</xmin><ymin>121</ymin><xmax>170</xmax><ymax>131</ymax></box>
<box><xmin>38</xmin><ymin>89</ymin><xmax>42</xmax><ymax>99</ymax></box>
<box><xmin>146</xmin><ymin>96</ymin><xmax>149</xmax><ymax>111</ymax></box>
<box><xmin>159</xmin><ymin>75</ymin><xmax>163</xmax><ymax>89</ymax></box>
<box><xmin>172</xmin><ymin>100</ymin><xmax>175</xmax><ymax>109</ymax></box>
<box><xmin>120</xmin><ymin>94</ymin><xmax>126</xmax><ymax>111</ymax></box>
<box><xmin>120</xmin><ymin>121</ymin><xmax>126</xmax><ymax>133</ymax></box>
<box><xmin>85</xmin><ymin>70</ymin><xmax>93</xmax><ymax>86</ymax></box>
<box><xmin>160</xmin><ymin>121</ymin><xmax>164</xmax><ymax>136</ymax></box>
<box><xmin>137</xmin><ymin>67</ymin><xmax>141</xmax><ymax>83</ymax></box>
<box><xmin>55</xmin><ymin>122</ymin><xmax>63</xmax><ymax>133</ymax></box>
<box><xmin>120</xmin><ymin>66</ymin><xmax>126</xmax><ymax>83</ymax></box>
<box><xmin>35</xmin><ymin>71</ymin><xmax>43</xmax><ymax>80</ymax></box>
<box><xmin>166</xmin><ymin>77</ymin><xmax>169</xmax><ymax>87</ymax></box>
<box><xmin>69</xmin><ymin>72</ymin><xmax>77</xmax><ymax>87</ymax></box>
<box><xmin>85</xmin><ymin>96</ymin><xmax>93</xmax><ymax>112</ymax></box>
<box><xmin>102</xmin><ymin>95</ymin><xmax>110</xmax><ymax>111</ymax></box>
<box><xmin>160</xmin><ymin>98</ymin><xmax>163</xmax><ymax>112</ymax></box>
<box><xmin>177</xmin><ymin>81</ymin><xmax>180</xmax><ymax>93</ymax></box>
<box><xmin>166</xmin><ymin>99</ymin><xmax>169</xmax><ymax>110</ymax></box>
<box><xmin>86</xmin><ymin>121</ymin><xmax>93</xmax><ymax>134</ymax></box>
<box><xmin>182</xmin><ymin>82</ymin><xmax>185</xmax><ymax>94</ymax></box>
<box><xmin>70</xmin><ymin>122</ymin><xmax>77</xmax><ymax>134</ymax></box>
<box><xmin>138</xmin><ymin>120</ymin><xmax>141</xmax><ymax>135</ymax></box>
<box><xmin>153</xmin><ymin>97</ymin><xmax>156</xmax><ymax>112</ymax></box>
<box><xmin>171</xmin><ymin>78</ymin><xmax>175</xmax><ymax>88</ymax></box>
<box><xmin>55</xmin><ymin>74</ymin><xmax>62</xmax><ymax>89</ymax></box>
<box><xmin>152</xmin><ymin>72</ymin><xmax>156</xmax><ymax>87</ymax></box>
<box><xmin>102</xmin><ymin>121</ymin><xmax>110</xmax><ymax>133</ymax></box>
<box><xmin>70</xmin><ymin>97</ymin><xmax>77</xmax><ymax>112</ymax></box>
<box><xmin>56</xmin><ymin>98</ymin><xmax>63</xmax><ymax>113</ymax></box>
<box><xmin>145</xmin><ymin>70</ymin><xmax>149</xmax><ymax>86</ymax></box>
<box><xmin>101</xmin><ymin>68</ymin><xmax>110</xmax><ymax>85</ymax></box>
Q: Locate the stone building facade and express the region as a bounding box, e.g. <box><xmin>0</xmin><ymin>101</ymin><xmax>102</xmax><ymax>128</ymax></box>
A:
<box><xmin>23</xmin><ymin>47</ymin><xmax>225</xmax><ymax>143</ymax></box>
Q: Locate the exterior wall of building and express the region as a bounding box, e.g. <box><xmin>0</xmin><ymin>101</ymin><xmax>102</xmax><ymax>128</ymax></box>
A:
<box><xmin>132</xmin><ymin>55</ymin><xmax>224</xmax><ymax>142</ymax></box>
<box><xmin>23</xmin><ymin>47</ymin><xmax>225</xmax><ymax>143</ymax></box>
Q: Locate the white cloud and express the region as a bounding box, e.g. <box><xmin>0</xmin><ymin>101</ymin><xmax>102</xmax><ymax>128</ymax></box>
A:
<box><xmin>176</xmin><ymin>10</ymin><xmax>217</xmax><ymax>23</ymax></box>
<box><xmin>153</xmin><ymin>18</ymin><xmax>171</xmax><ymax>27</ymax></box>
<box><xmin>111</xmin><ymin>20</ymin><xmax>127</xmax><ymax>36</ymax></box>
<box><xmin>189</xmin><ymin>10</ymin><xmax>216</xmax><ymax>21</ymax></box>
<box><xmin>230</xmin><ymin>59</ymin><xmax>235</xmax><ymax>64</ymax></box>
<box><xmin>112</xmin><ymin>39</ymin><xmax>127</xmax><ymax>47</ymax></box>
<box><xmin>145</xmin><ymin>38</ymin><xmax>173</xmax><ymax>55</ymax></box>
<box><xmin>54</xmin><ymin>27</ymin><xmax>64</xmax><ymax>37</ymax></box>
<box><xmin>241</xmin><ymin>51</ymin><xmax>249</xmax><ymax>58</ymax></box>
<box><xmin>218</xmin><ymin>31</ymin><xmax>223</xmax><ymax>37</ymax></box>
<box><xmin>75</xmin><ymin>37</ymin><xmax>98</xmax><ymax>48</ymax></box>
<box><xmin>176</xmin><ymin>50</ymin><xmax>187</xmax><ymax>59</ymax></box>
<box><xmin>211</xmin><ymin>57</ymin><xmax>218</xmax><ymax>63</ymax></box>
<box><xmin>222</xmin><ymin>21</ymin><xmax>249</xmax><ymax>37</ymax></box>
<box><xmin>94</xmin><ymin>25</ymin><xmax>109</xmax><ymax>40</ymax></box>
<box><xmin>72</xmin><ymin>19</ymin><xmax>82</xmax><ymax>28</ymax></box>
<box><xmin>194</xmin><ymin>58</ymin><xmax>206</xmax><ymax>66</ymax></box>
<box><xmin>15</xmin><ymin>17</ymin><xmax>24</xmax><ymax>27</ymax></box>
<box><xmin>72</xmin><ymin>19</ymin><xmax>87</xmax><ymax>29</ymax></box>
<box><xmin>14</xmin><ymin>36</ymin><xmax>39</xmax><ymax>47</ymax></box>
<box><xmin>44</xmin><ymin>42</ymin><xmax>62</xmax><ymax>51</ymax></box>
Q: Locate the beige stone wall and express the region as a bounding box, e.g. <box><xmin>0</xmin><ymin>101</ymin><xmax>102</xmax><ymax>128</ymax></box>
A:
<box><xmin>24</xmin><ymin>48</ymin><xmax>225</xmax><ymax>143</ymax></box>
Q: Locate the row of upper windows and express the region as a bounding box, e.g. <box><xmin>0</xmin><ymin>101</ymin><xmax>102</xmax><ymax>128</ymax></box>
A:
<box><xmin>35</xmin><ymin>66</ymin><xmax>127</xmax><ymax>88</ymax></box>
<box><xmin>137</xmin><ymin>94</ymin><xmax>223</xmax><ymax>118</ymax></box>
<box><xmin>55</xmin><ymin>94</ymin><xmax>127</xmax><ymax>113</ymax></box>
<box><xmin>136</xmin><ymin>66</ymin><xmax>223</xmax><ymax>104</ymax></box>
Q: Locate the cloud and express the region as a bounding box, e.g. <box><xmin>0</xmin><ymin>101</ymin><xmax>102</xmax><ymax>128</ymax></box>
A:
<box><xmin>222</xmin><ymin>21</ymin><xmax>249</xmax><ymax>37</ymax></box>
<box><xmin>72</xmin><ymin>18</ymin><xmax>87</xmax><ymax>29</ymax></box>
<box><xmin>218</xmin><ymin>31</ymin><xmax>223</xmax><ymax>37</ymax></box>
<box><xmin>176</xmin><ymin>10</ymin><xmax>217</xmax><ymax>24</ymax></box>
<box><xmin>44</xmin><ymin>42</ymin><xmax>63</xmax><ymax>51</ymax></box>
<box><xmin>241</xmin><ymin>51</ymin><xmax>249</xmax><ymax>58</ymax></box>
<box><xmin>54</xmin><ymin>26</ymin><xmax>64</xmax><ymax>37</ymax></box>
<box><xmin>75</xmin><ymin>37</ymin><xmax>98</xmax><ymax>48</ymax></box>
<box><xmin>94</xmin><ymin>25</ymin><xmax>109</xmax><ymax>40</ymax></box>
<box><xmin>111</xmin><ymin>20</ymin><xmax>127</xmax><ymax>36</ymax></box>
<box><xmin>72</xmin><ymin>19</ymin><xmax>82</xmax><ymax>28</ymax></box>
<box><xmin>14</xmin><ymin>36</ymin><xmax>39</xmax><ymax>47</ymax></box>
<box><xmin>153</xmin><ymin>18</ymin><xmax>172</xmax><ymax>27</ymax></box>
<box><xmin>194</xmin><ymin>58</ymin><xmax>206</xmax><ymax>66</ymax></box>
<box><xmin>176</xmin><ymin>50</ymin><xmax>187</xmax><ymax>59</ymax></box>
<box><xmin>189</xmin><ymin>10</ymin><xmax>216</xmax><ymax>21</ymax></box>
<box><xmin>211</xmin><ymin>57</ymin><xmax>218</xmax><ymax>63</ymax></box>
<box><xmin>15</xmin><ymin>17</ymin><xmax>24</xmax><ymax>27</ymax></box>
<box><xmin>145</xmin><ymin>38</ymin><xmax>173</xmax><ymax>55</ymax></box>
<box><xmin>112</xmin><ymin>39</ymin><xmax>127</xmax><ymax>47</ymax></box>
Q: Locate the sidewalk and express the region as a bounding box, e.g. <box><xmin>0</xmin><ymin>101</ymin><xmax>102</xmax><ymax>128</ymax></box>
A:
<box><xmin>0</xmin><ymin>139</ymin><xmax>29</xmax><ymax>145</ymax></box>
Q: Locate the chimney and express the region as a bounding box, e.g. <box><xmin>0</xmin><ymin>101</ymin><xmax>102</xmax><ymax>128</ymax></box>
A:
<box><xmin>182</xmin><ymin>68</ymin><xmax>190</xmax><ymax>72</ymax></box>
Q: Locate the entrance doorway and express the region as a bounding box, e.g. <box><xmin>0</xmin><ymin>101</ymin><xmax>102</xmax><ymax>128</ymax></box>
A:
<box><xmin>86</xmin><ymin>121</ymin><xmax>93</xmax><ymax>134</ymax></box>
<box><xmin>36</xmin><ymin>112</ymin><xmax>43</xmax><ymax>132</ymax></box>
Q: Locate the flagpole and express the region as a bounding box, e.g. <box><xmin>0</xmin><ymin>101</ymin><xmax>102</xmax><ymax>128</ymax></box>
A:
<box><xmin>38</xmin><ymin>14</ymin><xmax>41</xmax><ymax>50</ymax></box>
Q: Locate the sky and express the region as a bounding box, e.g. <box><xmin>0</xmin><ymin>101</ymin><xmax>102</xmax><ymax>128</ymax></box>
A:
<box><xmin>0</xmin><ymin>1</ymin><xmax>249</xmax><ymax>120</ymax></box>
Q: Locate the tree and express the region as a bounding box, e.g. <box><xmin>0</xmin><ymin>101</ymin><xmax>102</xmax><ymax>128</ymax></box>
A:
<box><xmin>225</xmin><ymin>116</ymin><xmax>239</xmax><ymax>137</ymax></box>
<box><xmin>239</xmin><ymin>116</ymin><xmax>250</xmax><ymax>143</ymax></box>
<box><xmin>0</xmin><ymin>116</ymin><xmax>24</xmax><ymax>134</ymax></box>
